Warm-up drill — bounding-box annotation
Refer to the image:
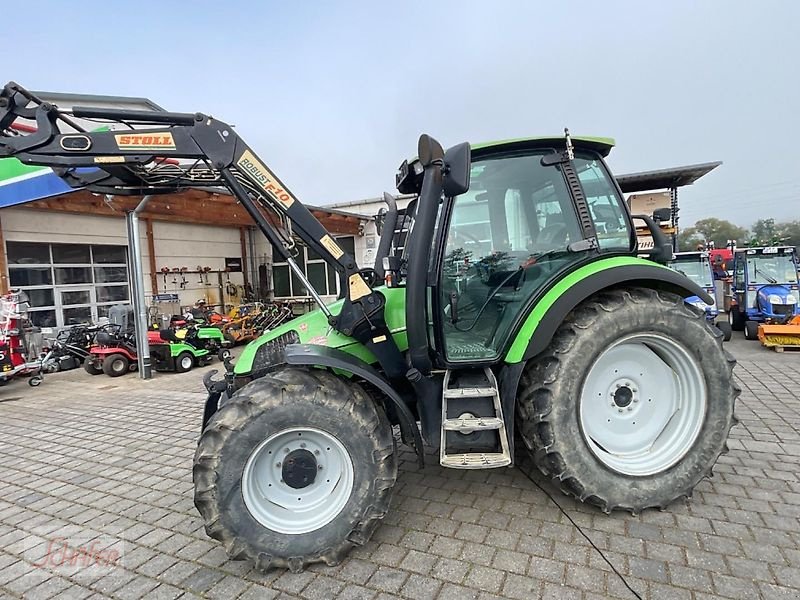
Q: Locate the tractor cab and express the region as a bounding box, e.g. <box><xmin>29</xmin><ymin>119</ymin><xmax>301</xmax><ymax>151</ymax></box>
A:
<box><xmin>729</xmin><ymin>246</ymin><xmax>800</xmax><ymax>339</ymax></box>
<box><xmin>394</xmin><ymin>136</ymin><xmax>636</xmax><ymax>363</ymax></box>
<box><xmin>670</xmin><ymin>251</ymin><xmax>717</xmax><ymax>318</ymax></box>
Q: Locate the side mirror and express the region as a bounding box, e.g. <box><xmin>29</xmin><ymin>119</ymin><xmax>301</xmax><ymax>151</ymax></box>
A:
<box><xmin>652</xmin><ymin>207</ymin><xmax>671</xmax><ymax>223</ymax></box>
<box><xmin>443</xmin><ymin>142</ymin><xmax>471</xmax><ymax>197</ymax></box>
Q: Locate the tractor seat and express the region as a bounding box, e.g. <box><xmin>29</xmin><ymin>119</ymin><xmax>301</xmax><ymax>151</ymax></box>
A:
<box><xmin>159</xmin><ymin>329</ymin><xmax>180</xmax><ymax>343</ymax></box>
<box><xmin>96</xmin><ymin>331</ymin><xmax>118</xmax><ymax>346</ymax></box>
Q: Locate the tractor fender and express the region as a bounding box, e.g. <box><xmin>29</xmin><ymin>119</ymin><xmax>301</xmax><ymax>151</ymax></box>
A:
<box><xmin>283</xmin><ymin>344</ymin><xmax>425</xmax><ymax>467</ymax></box>
<box><xmin>512</xmin><ymin>262</ymin><xmax>714</xmax><ymax>363</ymax></box>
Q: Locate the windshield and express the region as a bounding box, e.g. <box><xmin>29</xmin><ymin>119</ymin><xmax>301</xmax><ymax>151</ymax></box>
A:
<box><xmin>437</xmin><ymin>149</ymin><xmax>621</xmax><ymax>361</ymax></box>
<box><xmin>671</xmin><ymin>258</ymin><xmax>712</xmax><ymax>287</ymax></box>
<box><xmin>748</xmin><ymin>253</ymin><xmax>798</xmax><ymax>285</ymax></box>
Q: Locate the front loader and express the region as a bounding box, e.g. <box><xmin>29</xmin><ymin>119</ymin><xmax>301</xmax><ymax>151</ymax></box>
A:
<box><xmin>0</xmin><ymin>83</ymin><xmax>739</xmax><ymax>573</ymax></box>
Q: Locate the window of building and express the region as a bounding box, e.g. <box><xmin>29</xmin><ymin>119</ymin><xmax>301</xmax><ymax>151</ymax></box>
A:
<box><xmin>271</xmin><ymin>236</ymin><xmax>355</xmax><ymax>298</ymax></box>
<box><xmin>5</xmin><ymin>242</ymin><xmax>129</xmax><ymax>328</ymax></box>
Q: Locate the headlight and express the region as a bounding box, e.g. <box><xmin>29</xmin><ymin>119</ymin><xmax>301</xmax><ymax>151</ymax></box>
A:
<box><xmin>690</xmin><ymin>299</ymin><xmax>707</xmax><ymax>310</ymax></box>
<box><xmin>787</xmin><ymin>294</ymin><xmax>797</xmax><ymax>304</ymax></box>
<box><xmin>768</xmin><ymin>294</ymin><xmax>784</xmax><ymax>304</ymax></box>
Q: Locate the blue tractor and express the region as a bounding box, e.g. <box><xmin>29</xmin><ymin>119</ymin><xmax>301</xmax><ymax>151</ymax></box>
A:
<box><xmin>728</xmin><ymin>246</ymin><xmax>800</xmax><ymax>340</ymax></box>
<box><xmin>670</xmin><ymin>251</ymin><xmax>731</xmax><ymax>341</ymax></box>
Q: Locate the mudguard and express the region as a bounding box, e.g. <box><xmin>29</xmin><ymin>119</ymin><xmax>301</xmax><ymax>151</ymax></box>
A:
<box><xmin>507</xmin><ymin>260</ymin><xmax>715</xmax><ymax>363</ymax></box>
<box><xmin>283</xmin><ymin>344</ymin><xmax>424</xmax><ymax>467</ymax></box>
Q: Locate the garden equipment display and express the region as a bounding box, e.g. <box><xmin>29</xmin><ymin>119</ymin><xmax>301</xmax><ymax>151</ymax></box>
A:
<box><xmin>84</xmin><ymin>305</ymin><xmax>137</xmax><ymax>377</ymax></box>
<box><xmin>0</xmin><ymin>83</ymin><xmax>738</xmax><ymax>574</ymax></box>
<box><xmin>0</xmin><ymin>289</ymin><xmax>49</xmax><ymax>386</ymax></box>
<box><xmin>727</xmin><ymin>246</ymin><xmax>800</xmax><ymax>341</ymax></box>
<box><xmin>669</xmin><ymin>251</ymin><xmax>731</xmax><ymax>341</ymax></box>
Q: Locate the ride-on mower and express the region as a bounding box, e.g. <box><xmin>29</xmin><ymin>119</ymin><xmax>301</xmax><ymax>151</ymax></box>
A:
<box><xmin>83</xmin><ymin>305</ymin><xmax>138</xmax><ymax>377</ymax></box>
<box><xmin>728</xmin><ymin>246</ymin><xmax>800</xmax><ymax>342</ymax></box>
<box><xmin>148</xmin><ymin>322</ymin><xmax>231</xmax><ymax>373</ymax></box>
<box><xmin>0</xmin><ymin>83</ymin><xmax>739</xmax><ymax>573</ymax></box>
<box><xmin>669</xmin><ymin>251</ymin><xmax>731</xmax><ymax>341</ymax></box>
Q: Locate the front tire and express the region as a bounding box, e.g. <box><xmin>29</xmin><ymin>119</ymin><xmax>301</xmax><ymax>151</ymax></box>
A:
<box><xmin>193</xmin><ymin>367</ymin><xmax>397</xmax><ymax>572</ymax></box>
<box><xmin>516</xmin><ymin>287</ymin><xmax>739</xmax><ymax>513</ymax></box>
<box><xmin>84</xmin><ymin>357</ymin><xmax>103</xmax><ymax>375</ymax></box>
<box><xmin>729</xmin><ymin>307</ymin><xmax>745</xmax><ymax>331</ymax></box>
<box><xmin>176</xmin><ymin>352</ymin><xmax>195</xmax><ymax>373</ymax></box>
<box><xmin>102</xmin><ymin>353</ymin><xmax>130</xmax><ymax>377</ymax></box>
<box><xmin>716</xmin><ymin>321</ymin><xmax>732</xmax><ymax>342</ymax></box>
<box><xmin>744</xmin><ymin>320</ymin><xmax>759</xmax><ymax>341</ymax></box>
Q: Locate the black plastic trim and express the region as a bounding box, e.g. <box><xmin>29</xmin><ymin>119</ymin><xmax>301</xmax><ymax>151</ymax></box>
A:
<box><xmin>284</xmin><ymin>344</ymin><xmax>424</xmax><ymax>467</ymax></box>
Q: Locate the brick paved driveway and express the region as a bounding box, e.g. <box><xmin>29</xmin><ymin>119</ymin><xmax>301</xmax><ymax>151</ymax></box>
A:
<box><xmin>0</xmin><ymin>337</ymin><xmax>799</xmax><ymax>599</ymax></box>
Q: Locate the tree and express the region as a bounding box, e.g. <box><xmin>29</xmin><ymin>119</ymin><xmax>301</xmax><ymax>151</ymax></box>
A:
<box><xmin>748</xmin><ymin>218</ymin><xmax>783</xmax><ymax>246</ymax></box>
<box><xmin>776</xmin><ymin>220</ymin><xmax>800</xmax><ymax>250</ymax></box>
<box><xmin>678</xmin><ymin>218</ymin><xmax>747</xmax><ymax>251</ymax></box>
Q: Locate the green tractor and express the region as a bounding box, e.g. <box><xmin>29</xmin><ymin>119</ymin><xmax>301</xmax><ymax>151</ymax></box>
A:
<box><xmin>0</xmin><ymin>84</ymin><xmax>738</xmax><ymax>574</ymax></box>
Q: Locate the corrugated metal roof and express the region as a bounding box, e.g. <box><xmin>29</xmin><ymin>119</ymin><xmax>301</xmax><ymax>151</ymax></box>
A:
<box><xmin>616</xmin><ymin>161</ymin><xmax>722</xmax><ymax>193</ymax></box>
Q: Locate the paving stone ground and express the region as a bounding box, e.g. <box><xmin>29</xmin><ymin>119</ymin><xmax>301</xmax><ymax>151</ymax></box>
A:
<box><xmin>0</xmin><ymin>336</ymin><xmax>798</xmax><ymax>599</ymax></box>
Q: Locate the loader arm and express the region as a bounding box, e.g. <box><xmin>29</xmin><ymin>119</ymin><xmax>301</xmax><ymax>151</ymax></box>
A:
<box><xmin>0</xmin><ymin>82</ymin><xmax>408</xmax><ymax>380</ymax></box>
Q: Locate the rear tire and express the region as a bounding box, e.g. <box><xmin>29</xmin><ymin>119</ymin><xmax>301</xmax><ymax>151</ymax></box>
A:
<box><xmin>176</xmin><ymin>352</ymin><xmax>195</xmax><ymax>373</ymax></box>
<box><xmin>194</xmin><ymin>367</ymin><xmax>397</xmax><ymax>572</ymax></box>
<box><xmin>744</xmin><ymin>320</ymin><xmax>759</xmax><ymax>341</ymax></box>
<box><xmin>102</xmin><ymin>354</ymin><xmax>130</xmax><ymax>377</ymax></box>
<box><xmin>516</xmin><ymin>287</ymin><xmax>739</xmax><ymax>513</ymax></box>
<box><xmin>716</xmin><ymin>321</ymin><xmax>732</xmax><ymax>342</ymax></box>
<box><xmin>84</xmin><ymin>357</ymin><xmax>103</xmax><ymax>376</ymax></box>
<box><xmin>728</xmin><ymin>307</ymin><xmax>745</xmax><ymax>331</ymax></box>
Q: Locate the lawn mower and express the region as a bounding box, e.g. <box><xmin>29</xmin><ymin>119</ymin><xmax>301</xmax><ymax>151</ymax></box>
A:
<box><xmin>148</xmin><ymin>321</ymin><xmax>231</xmax><ymax>373</ymax></box>
<box><xmin>83</xmin><ymin>305</ymin><xmax>137</xmax><ymax>377</ymax></box>
<box><xmin>670</xmin><ymin>251</ymin><xmax>731</xmax><ymax>341</ymax></box>
<box><xmin>0</xmin><ymin>83</ymin><xmax>738</xmax><ymax>574</ymax></box>
<box><xmin>728</xmin><ymin>246</ymin><xmax>800</xmax><ymax>342</ymax></box>
<box><xmin>43</xmin><ymin>323</ymin><xmax>104</xmax><ymax>372</ymax></box>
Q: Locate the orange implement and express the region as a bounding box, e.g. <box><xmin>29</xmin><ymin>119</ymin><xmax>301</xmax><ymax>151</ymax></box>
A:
<box><xmin>758</xmin><ymin>316</ymin><xmax>800</xmax><ymax>347</ymax></box>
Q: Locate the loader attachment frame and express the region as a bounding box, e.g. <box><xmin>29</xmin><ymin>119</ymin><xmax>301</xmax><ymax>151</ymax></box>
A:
<box><xmin>0</xmin><ymin>82</ymin><xmax>408</xmax><ymax>381</ymax></box>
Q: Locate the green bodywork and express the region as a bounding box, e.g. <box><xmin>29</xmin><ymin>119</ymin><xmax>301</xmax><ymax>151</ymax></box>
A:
<box><xmin>235</xmin><ymin>256</ymin><xmax>670</xmax><ymax>374</ymax></box>
<box><xmin>235</xmin><ymin>287</ymin><xmax>408</xmax><ymax>375</ymax></box>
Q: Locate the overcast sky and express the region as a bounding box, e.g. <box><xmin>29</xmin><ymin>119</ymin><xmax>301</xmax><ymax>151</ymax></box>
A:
<box><xmin>5</xmin><ymin>1</ymin><xmax>798</xmax><ymax>228</ymax></box>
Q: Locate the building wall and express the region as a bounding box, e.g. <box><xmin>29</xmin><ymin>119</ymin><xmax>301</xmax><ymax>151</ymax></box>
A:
<box><xmin>1</xmin><ymin>207</ymin><xmax>247</xmax><ymax>314</ymax></box>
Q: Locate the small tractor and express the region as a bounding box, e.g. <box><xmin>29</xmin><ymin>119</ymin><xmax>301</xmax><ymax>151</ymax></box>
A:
<box><xmin>728</xmin><ymin>246</ymin><xmax>800</xmax><ymax>344</ymax></box>
<box><xmin>669</xmin><ymin>251</ymin><xmax>731</xmax><ymax>341</ymax></box>
<box><xmin>0</xmin><ymin>83</ymin><xmax>738</xmax><ymax>573</ymax></box>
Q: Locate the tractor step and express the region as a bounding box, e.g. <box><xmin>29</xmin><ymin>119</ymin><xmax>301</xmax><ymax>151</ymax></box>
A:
<box><xmin>442</xmin><ymin>416</ymin><xmax>503</xmax><ymax>432</ymax></box>
<box><xmin>441</xmin><ymin>453</ymin><xmax>511</xmax><ymax>468</ymax></box>
<box><xmin>439</xmin><ymin>367</ymin><xmax>511</xmax><ymax>469</ymax></box>
<box><xmin>443</xmin><ymin>386</ymin><xmax>497</xmax><ymax>398</ymax></box>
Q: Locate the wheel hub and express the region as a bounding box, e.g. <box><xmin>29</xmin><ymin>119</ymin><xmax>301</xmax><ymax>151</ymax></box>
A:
<box><xmin>612</xmin><ymin>384</ymin><xmax>634</xmax><ymax>408</ymax></box>
<box><xmin>282</xmin><ymin>449</ymin><xmax>318</xmax><ymax>489</ymax></box>
<box><xmin>241</xmin><ymin>427</ymin><xmax>355</xmax><ymax>535</ymax></box>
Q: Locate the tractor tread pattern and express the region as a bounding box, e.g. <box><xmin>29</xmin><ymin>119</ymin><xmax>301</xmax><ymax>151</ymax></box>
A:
<box><xmin>193</xmin><ymin>367</ymin><xmax>396</xmax><ymax>573</ymax></box>
<box><xmin>517</xmin><ymin>287</ymin><xmax>740</xmax><ymax>514</ymax></box>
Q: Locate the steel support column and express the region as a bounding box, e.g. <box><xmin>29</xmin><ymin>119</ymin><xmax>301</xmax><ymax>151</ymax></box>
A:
<box><xmin>125</xmin><ymin>195</ymin><xmax>153</xmax><ymax>380</ymax></box>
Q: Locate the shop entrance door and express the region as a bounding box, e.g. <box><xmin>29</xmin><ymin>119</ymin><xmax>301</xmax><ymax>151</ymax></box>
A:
<box><xmin>56</xmin><ymin>287</ymin><xmax>96</xmax><ymax>327</ymax></box>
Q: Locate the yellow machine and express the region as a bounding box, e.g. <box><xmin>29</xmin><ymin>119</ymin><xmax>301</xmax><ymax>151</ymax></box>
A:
<box><xmin>759</xmin><ymin>316</ymin><xmax>800</xmax><ymax>350</ymax></box>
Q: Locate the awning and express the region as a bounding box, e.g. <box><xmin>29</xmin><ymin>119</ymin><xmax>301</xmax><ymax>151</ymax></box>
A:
<box><xmin>0</xmin><ymin>159</ymin><xmax>81</xmax><ymax>209</ymax></box>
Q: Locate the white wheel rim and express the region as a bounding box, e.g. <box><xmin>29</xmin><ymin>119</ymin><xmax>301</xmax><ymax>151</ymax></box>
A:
<box><xmin>242</xmin><ymin>427</ymin><xmax>354</xmax><ymax>534</ymax></box>
<box><xmin>113</xmin><ymin>359</ymin><xmax>125</xmax><ymax>372</ymax></box>
<box><xmin>180</xmin><ymin>355</ymin><xmax>193</xmax><ymax>369</ymax></box>
<box><xmin>579</xmin><ymin>333</ymin><xmax>707</xmax><ymax>477</ymax></box>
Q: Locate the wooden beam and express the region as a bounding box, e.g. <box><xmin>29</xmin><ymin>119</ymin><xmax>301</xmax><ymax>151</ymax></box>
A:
<box><xmin>0</xmin><ymin>213</ymin><xmax>7</xmax><ymax>295</ymax></box>
<box><xmin>239</xmin><ymin>227</ymin><xmax>249</xmax><ymax>290</ymax></box>
<box><xmin>145</xmin><ymin>218</ymin><xmax>158</xmax><ymax>296</ymax></box>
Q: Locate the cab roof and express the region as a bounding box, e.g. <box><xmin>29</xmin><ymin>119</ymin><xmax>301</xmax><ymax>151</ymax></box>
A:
<box><xmin>471</xmin><ymin>135</ymin><xmax>615</xmax><ymax>157</ymax></box>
